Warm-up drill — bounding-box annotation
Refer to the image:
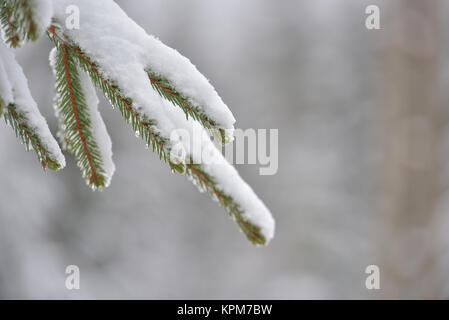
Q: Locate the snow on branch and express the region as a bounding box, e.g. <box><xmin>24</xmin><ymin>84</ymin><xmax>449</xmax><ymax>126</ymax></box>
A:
<box><xmin>47</xmin><ymin>0</ymin><xmax>274</xmax><ymax>244</ymax></box>
<box><xmin>47</xmin><ymin>27</ymin><xmax>182</xmax><ymax>172</ymax></box>
<box><xmin>51</xmin><ymin>0</ymin><xmax>236</xmax><ymax>144</ymax></box>
<box><xmin>50</xmin><ymin>44</ymin><xmax>115</xmax><ymax>189</ymax></box>
<box><xmin>148</xmin><ymin>72</ymin><xmax>231</xmax><ymax>145</ymax></box>
<box><xmin>0</xmin><ymin>42</ymin><xmax>65</xmax><ymax>170</ymax></box>
<box><xmin>164</xmin><ymin>102</ymin><xmax>275</xmax><ymax>244</ymax></box>
<box><xmin>0</xmin><ymin>0</ymin><xmax>274</xmax><ymax>245</ymax></box>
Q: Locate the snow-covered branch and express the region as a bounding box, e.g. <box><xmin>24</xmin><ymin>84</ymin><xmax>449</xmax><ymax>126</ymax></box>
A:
<box><xmin>0</xmin><ymin>0</ymin><xmax>52</xmax><ymax>47</ymax></box>
<box><xmin>0</xmin><ymin>42</ymin><xmax>65</xmax><ymax>170</ymax></box>
<box><xmin>0</xmin><ymin>0</ymin><xmax>275</xmax><ymax>245</ymax></box>
<box><xmin>50</xmin><ymin>44</ymin><xmax>114</xmax><ymax>189</ymax></box>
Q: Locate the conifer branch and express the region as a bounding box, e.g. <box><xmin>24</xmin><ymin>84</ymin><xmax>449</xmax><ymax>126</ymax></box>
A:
<box><xmin>147</xmin><ymin>71</ymin><xmax>228</xmax><ymax>144</ymax></box>
<box><xmin>48</xmin><ymin>27</ymin><xmax>184</xmax><ymax>174</ymax></box>
<box><xmin>52</xmin><ymin>41</ymin><xmax>109</xmax><ymax>189</ymax></box>
<box><xmin>0</xmin><ymin>0</ymin><xmax>44</xmax><ymax>47</ymax></box>
<box><xmin>1</xmin><ymin>39</ymin><xmax>64</xmax><ymax>170</ymax></box>
<box><xmin>186</xmin><ymin>163</ymin><xmax>266</xmax><ymax>244</ymax></box>
<box><xmin>0</xmin><ymin>1</ymin><xmax>19</xmax><ymax>47</ymax></box>
<box><xmin>3</xmin><ymin>103</ymin><xmax>62</xmax><ymax>170</ymax></box>
<box><xmin>47</xmin><ymin>27</ymin><xmax>267</xmax><ymax>245</ymax></box>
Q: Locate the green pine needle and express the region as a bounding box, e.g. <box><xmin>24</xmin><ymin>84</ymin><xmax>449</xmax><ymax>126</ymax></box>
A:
<box><xmin>147</xmin><ymin>71</ymin><xmax>228</xmax><ymax>144</ymax></box>
<box><xmin>0</xmin><ymin>0</ymin><xmax>41</xmax><ymax>48</ymax></box>
<box><xmin>52</xmin><ymin>41</ymin><xmax>109</xmax><ymax>189</ymax></box>
<box><xmin>186</xmin><ymin>163</ymin><xmax>266</xmax><ymax>245</ymax></box>
<box><xmin>3</xmin><ymin>103</ymin><xmax>62</xmax><ymax>171</ymax></box>
<box><xmin>48</xmin><ymin>28</ymin><xmax>173</xmax><ymax>168</ymax></box>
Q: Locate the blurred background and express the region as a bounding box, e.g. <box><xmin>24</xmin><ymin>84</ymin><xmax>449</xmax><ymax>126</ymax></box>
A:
<box><xmin>1</xmin><ymin>0</ymin><xmax>449</xmax><ymax>299</ymax></box>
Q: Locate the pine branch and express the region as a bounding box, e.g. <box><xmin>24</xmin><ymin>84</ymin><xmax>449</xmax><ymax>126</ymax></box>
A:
<box><xmin>186</xmin><ymin>163</ymin><xmax>266</xmax><ymax>244</ymax></box>
<box><xmin>1</xmin><ymin>39</ymin><xmax>64</xmax><ymax>170</ymax></box>
<box><xmin>147</xmin><ymin>71</ymin><xmax>228</xmax><ymax>144</ymax></box>
<box><xmin>0</xmin><ymin>1</ymin><xmax>19</xmax><ymax>47</ymax></box>
<box><xmin>0</xmin><ymin>0</ymin><xmax>42</xmax><ymax>47</ymax></box>
<box><xmin>52</xmin><ymin>41</ymin><xmax>109</xmax><ymax>189</ymax></box>
<box><xmin>47</xmin><ymin>27</ymin><xmax>268</xmax><ymax>245</ymax></box>
<box><xmin>48</xmin><ymin>27</ymin><xmax>184</xmax><ymax>173</ymax></box>
<box><xmin>3</xmin><ymin>103</ymin><xmax>62</xmax><ymax>170</ymax></box>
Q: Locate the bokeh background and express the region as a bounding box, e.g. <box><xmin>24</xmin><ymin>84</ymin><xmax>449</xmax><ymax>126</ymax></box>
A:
<box><xmin>1</xmin><ymin>0</ymin><xmax>449</xmax><ymax>299</ymax></box>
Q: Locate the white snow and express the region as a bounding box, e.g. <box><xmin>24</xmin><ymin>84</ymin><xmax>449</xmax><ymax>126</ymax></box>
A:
<box><xmin>79</xmin><ymin>69</ymin><xmax>116</xmax><ymax>187</ymax></box>
<box><xmin>49</xmin><ymin>0</ymin><xmax>274</xmax><ymax>241</ymax></box>
<box><xmin>164</xmin><ymin>102</ymin><xmax>275</xmax><ymax>242</ymax></box>
<box><xmin>50</xmin><ymin>0</ymin><xmax>236</xmax><ymax>138</ymax></box>
<box><xmin>0</xmin><ymin>42</ymin><xmax>65</xmax><ymax>168</ymax></box>
<box><xmin>50</xmin><ymin>47</ymin><xmax>115</xmax><ymax>184</ymax></box>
